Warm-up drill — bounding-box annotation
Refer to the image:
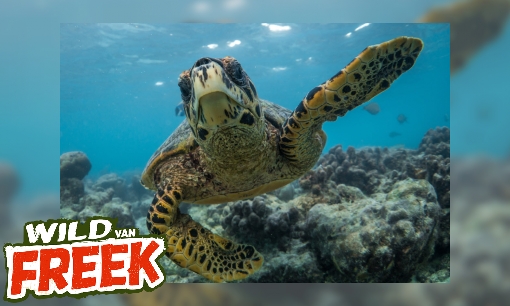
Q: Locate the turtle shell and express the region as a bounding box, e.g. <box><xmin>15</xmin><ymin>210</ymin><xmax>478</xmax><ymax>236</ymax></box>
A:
<box><xmin>140</xmin><ymin>99</ymin><xmax>292</xmax><ymax>190</ymax></box>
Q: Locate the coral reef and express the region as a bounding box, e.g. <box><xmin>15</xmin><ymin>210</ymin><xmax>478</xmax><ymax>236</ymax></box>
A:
<box><xmin>306</xmin><ymin>179</ymin><xmax>440</xmax><ymax>282</ymax></box>
<box><xmin>418</xmin><ymin>126</ymin><xmax>450</xmax><ymax>157</ymax></box>
<box><xmin>60</xmin><ymin>127</ymin><xmax>450</xmax><ymax>283</ymax></box>
<box><xmin>59</xmin><ymin>152</ymin><xmax>143</xmax><ymax>228</ymax></box>
<box><xmin>98</xmin><ymin>199</ymin><xmax>135</xmax><ymax>228</ymax></box>
<box><xmin>413</xmin><ymin>253</ymin><xmax>450</xmax><ymax>283</ymax></box>
<box><xmin>60</xmin><ymin>151</ymin><xmax>91</xmax><ymax>205</ymax></box>
<box><xmin>300</xmin><ymin>127</ymin><xmax>450</xmax><ymax>208</ymax></box>
<box><xmin>61</xmin><ymin>180</ymin><xmax>136</xmax><ymax>229</ymax></box>
<box><xmin>221</xmin><ymin>196</ymin><xmax>305</xmax><ymax>243</ymax></box>
<box><xmin>92</xmin><ymin>173</ymin><xmax>126</xmax><ymax>196</ymax></box>
<box><xmin>88</xmin><ymin>172</ymin><xmax>153</xmax><ymax>202</ymax></box>
<box><xmin>244</xmin><ymin>240</ymin><xmax>323</xmax><ymax>282</ymax></box>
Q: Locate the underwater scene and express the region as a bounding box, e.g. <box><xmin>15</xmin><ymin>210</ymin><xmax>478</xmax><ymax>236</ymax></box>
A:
<box><xmin>60</xmin><ymin>23</ymin><xmax>450</xmax><ymax>283</ymax></box>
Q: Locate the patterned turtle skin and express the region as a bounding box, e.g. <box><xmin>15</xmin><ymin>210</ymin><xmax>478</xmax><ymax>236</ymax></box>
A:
<box><xmin>141</xmin><ymin>36</ymin><xmax>424</xmax><ymax>282</ymax></box>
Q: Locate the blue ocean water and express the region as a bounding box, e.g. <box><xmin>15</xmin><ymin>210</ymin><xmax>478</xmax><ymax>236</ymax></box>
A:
<box><xmin>60</xmin><ymin>23</ymin><xmax>450</xmax><ymax>179</ymax></box>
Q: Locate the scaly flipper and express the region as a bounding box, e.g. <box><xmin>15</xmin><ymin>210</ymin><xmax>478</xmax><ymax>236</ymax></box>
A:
<box><xmin>279</xmin><ymin>36</ymin><xmax>424</xmax><ymax>163</ymax></box>
<box><xmin>147</xmin><ymin>187</ymin><xmax>264</xmax><ymax>282</ymax></box>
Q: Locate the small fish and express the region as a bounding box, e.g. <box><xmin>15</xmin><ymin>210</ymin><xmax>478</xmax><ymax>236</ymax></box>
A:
<box><xmin>397</xmin><ymin>114</ymin><xmax>407</xmax><ymax>124</ymax></box>
<box><xmin>389</xmin><ymin>131</ymin><xmax>401</xmax><ymax>138</ymax></box>
<box><xmin>363</xmin><ymin>103</ymin><xmax>380</xmax><ymax>115</ymax></box>
<box><xmin>444</xmin><ymin>114</ymin><xmax>449</xmax><ymax>122</ymax></box>
<box><xmin>175</xmin><ymin>101</ymin><xmax>185</xmax><ymax>116</ymax></box>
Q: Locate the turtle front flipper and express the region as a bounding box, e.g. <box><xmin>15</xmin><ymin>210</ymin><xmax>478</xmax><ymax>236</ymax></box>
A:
<box><xmin>147</xmin><ymin>187</ymin><xmax>264</xmax><ymax>282</ymax></box>
<box><xmin>279</xmin><ymin>36</ymin><xmax>424</xmax><ymax>163</ymax></box>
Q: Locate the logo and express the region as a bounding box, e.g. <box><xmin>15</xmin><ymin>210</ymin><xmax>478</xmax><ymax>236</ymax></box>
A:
<box><xmin>3</xmin><ymin>218</ymin><xmax>166</xmax><ymax>302</ymax></box>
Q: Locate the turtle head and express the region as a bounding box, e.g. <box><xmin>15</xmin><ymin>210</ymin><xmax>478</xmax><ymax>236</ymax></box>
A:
<box><xmin>178</xmin><ymin>56</ymin><xmax>264</xmax><ymax>153</ymax></box>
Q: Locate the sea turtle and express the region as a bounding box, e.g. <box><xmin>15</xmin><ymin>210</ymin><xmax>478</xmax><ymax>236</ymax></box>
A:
<box><xmin>141</xmin><ymin>36</ymin><xmax>424</xmax><ymax>282</ymax></box>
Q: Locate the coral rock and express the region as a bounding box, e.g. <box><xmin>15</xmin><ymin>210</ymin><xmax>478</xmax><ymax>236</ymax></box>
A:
<box><xmin>60</xmin><ymin>151</ymin><xmax>91</xmax><ymax>180</ymax></box>
<box><xmin>98</xmin><ymin>199</ymin><xmax>135</xmax><ymax>228</ymax></box>
<box><xmin>306</xmin><ymin>178</ymin><xmax>441</xmax><ymax>282</ymax></box>
<box><xmin>60</xmin><ymin>178</ymin><xmax>85</xmax><ymax>206</ymax></box>
<box><xmin>92</xmin><ymin>173</ymin><xmax>127</xmax><ymax>199</ymax></box>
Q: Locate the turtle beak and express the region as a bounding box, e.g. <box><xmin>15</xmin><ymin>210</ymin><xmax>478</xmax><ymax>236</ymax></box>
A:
<box><xmin>184</xmin><ymin>57</ymin><xmax>262</xmax><ymax>143</ymax></box>
<box><xmin>189</xmin><ymin>57</ymin><xmax>259</xmax><ymax>130</ymax></box>
<box><xmin>190</xmin><ymin>58</ymin><xmax>247</xmax><ymax>108</ymax></box>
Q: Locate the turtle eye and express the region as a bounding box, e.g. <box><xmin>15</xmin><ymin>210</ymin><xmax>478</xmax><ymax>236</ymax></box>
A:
<box><xmin>178</xmin><ymin>75</ymin><xmax>192</xmax><ymax>103</ymax></box>
<box><xmin>229</xmin><ymin>60</ymin><xmax>246</xmax><ymax>86</ymax></box>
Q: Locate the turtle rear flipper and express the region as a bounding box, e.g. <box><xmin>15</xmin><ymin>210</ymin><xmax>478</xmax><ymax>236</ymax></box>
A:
<box><xmin>279</xmin><ymin>36</ymin><xmax>424</xmax><ymax>163</ymax></box>
<box><xmin>147</xmin><ymin>188</ymin><xmax>263</xmax><ymax>282</ymax></box>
